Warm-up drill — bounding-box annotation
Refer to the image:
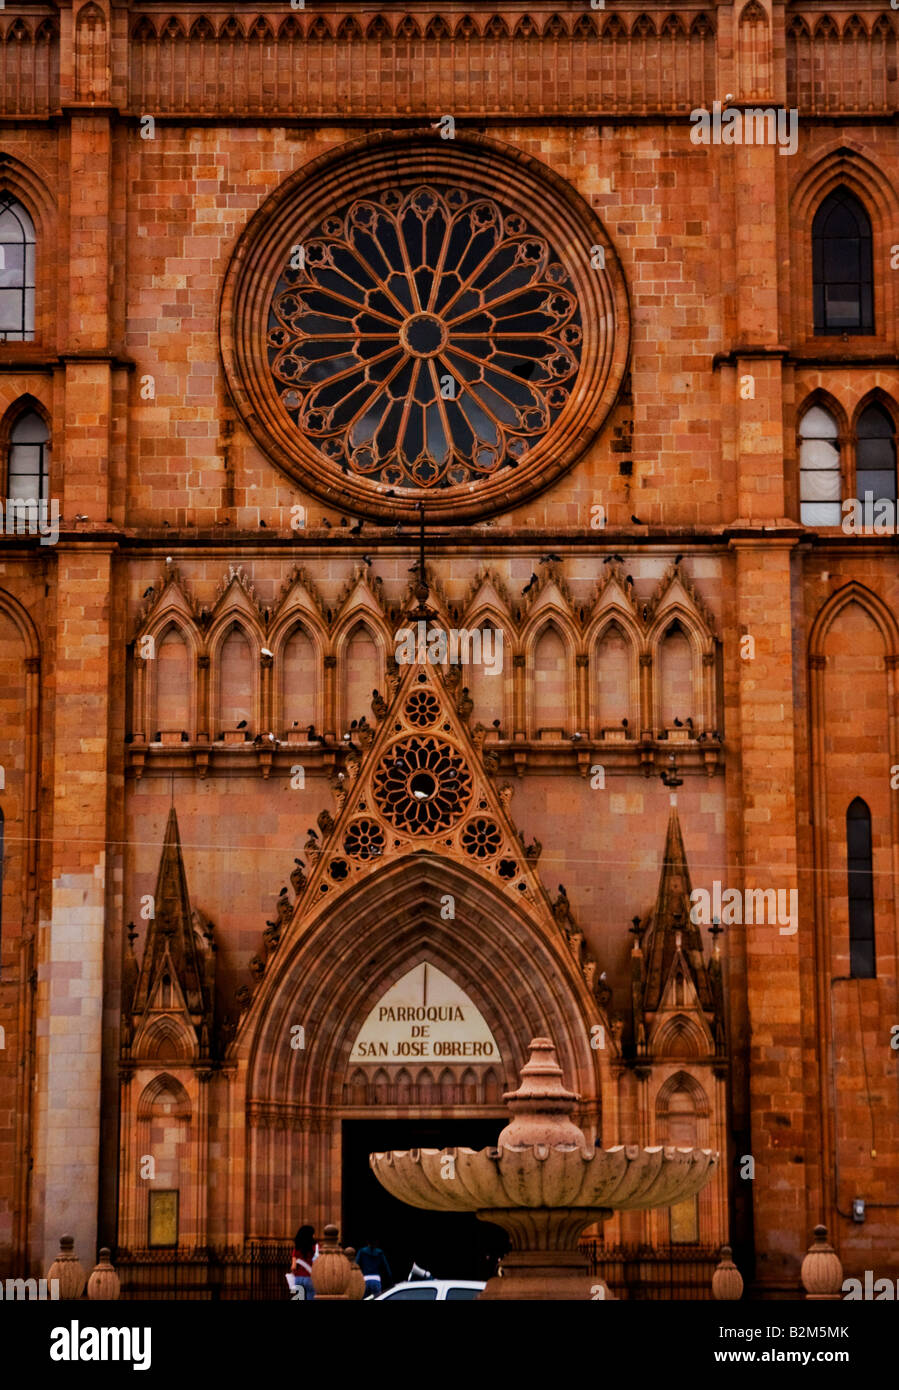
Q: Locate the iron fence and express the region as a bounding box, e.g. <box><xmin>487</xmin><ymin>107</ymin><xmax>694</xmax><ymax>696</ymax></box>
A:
<box><xmin>114</xmin><ymin>1242</ymin><xmax>294</xmax><ymax>1301</ymax></box>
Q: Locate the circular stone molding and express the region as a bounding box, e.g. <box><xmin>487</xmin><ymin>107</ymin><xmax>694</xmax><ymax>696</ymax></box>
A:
<box><xmin>220</xmin><ymin>130</ymin><xmax>630</xmax><ymax>523</ymax></box>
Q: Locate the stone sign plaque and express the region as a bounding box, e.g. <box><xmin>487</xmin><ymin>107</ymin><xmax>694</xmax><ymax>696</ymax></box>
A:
<box><xmin>350</xmin><ymin>963</ymin><xmax>500</xmax><ymax>1065</ymax></box>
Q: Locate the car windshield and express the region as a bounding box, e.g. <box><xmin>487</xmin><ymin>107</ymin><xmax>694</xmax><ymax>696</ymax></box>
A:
<box><xmin>445</xmin><ymin>1287</ymin><xmax>480</xmax><ymax>1300</ymax></box>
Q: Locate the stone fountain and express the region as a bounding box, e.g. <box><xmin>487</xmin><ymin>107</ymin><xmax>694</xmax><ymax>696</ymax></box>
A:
<box><xmin>370</xmin><ymin>1036</ymin><xmax>718</xmax><ymax>1299</ymax></box>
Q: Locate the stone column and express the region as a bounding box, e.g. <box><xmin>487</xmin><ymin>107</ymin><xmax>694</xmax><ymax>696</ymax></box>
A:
<box><xmin>732</xmin><ymin>537</ymin><xmax>803</xmax><ymax>1292</ymax></box>
<box><xmin>32</xmin><ymin>546</ymin><xmax>114</xmax><ymax>1270</ymax></box>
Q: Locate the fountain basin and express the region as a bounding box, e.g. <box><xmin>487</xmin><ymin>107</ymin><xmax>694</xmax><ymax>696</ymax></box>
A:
<box><xmin>369</xmin><ymin>1037</ymin><xmax>719</xmax><ymax>1299</ymax></box>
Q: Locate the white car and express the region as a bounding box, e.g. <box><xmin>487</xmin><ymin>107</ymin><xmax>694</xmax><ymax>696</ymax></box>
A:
<box><xmin>372</xmin><ymin>1279</ymin><xmax>485</xmax><ymax>1301</ymax></box>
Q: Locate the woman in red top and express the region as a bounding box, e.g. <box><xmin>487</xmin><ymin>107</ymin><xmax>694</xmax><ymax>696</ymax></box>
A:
<box><xmin>290</xmin><ymin>1224</ymin><xmax>317</xmax><ymax>1300</ymax></box>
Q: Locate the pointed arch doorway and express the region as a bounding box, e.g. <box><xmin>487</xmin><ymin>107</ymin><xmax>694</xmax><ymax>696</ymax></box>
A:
<box><xmin>239</xmin><ymin>855</ymin><xmax>608</xmax><ymax>1280</ymax></box>
<box><xmin>342</xmin><ymin>961</ymin><xmax>509</xmax><ymax>1282</ymax></box>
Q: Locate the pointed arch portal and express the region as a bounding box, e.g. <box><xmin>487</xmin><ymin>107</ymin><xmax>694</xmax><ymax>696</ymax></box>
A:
<box><xmin>235</xmin><ymin>853</ymin><xmax>605</xmax><ymax>1277</ymax></box>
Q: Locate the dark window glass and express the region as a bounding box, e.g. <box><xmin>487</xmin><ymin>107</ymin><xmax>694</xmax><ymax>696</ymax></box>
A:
<box><xmin>0</xmin><ymin>196</ymin><xmax>35</xmax><ymax>342</ymax></box>
<box><xmin>856</xmin><ymin>403</ymin><xmax>897</xmax><ymax>506</ymax></box>
<box><xmin>8</xmin><ymin>409</ymin><xmax>49</xmax><ymax>505</ymax></box>
<box><xmin>445</xmin><ymin>1286</ymin><xmax>481</xmax><ymax>1300</ymax></box>
<box><xmin>812</xmin><ymin>188</ymin><xmax>873</xmax><ymax>334</ymax></box>
<box><xmin>847</xmin><ymin>797</ymin><xmax>875</xmax><ymax>978</ymax></box>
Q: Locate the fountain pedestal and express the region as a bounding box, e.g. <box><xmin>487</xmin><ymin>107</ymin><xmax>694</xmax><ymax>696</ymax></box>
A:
<box><xmin>371</xmin><ymin>1037</ymin><xmax>718</xmax><ymax>1301</ymax></box>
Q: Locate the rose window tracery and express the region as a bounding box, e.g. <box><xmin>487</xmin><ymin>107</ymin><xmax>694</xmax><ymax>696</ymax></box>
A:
<box><xmin>267</xmin><ymin>184</ymin><xmax>582</xmax><ymax>490</ymax></box>
<box><xmin>343</xmin><ymin>818</ymin><xmax>385</xmax><ymax>859</ymax></box>
<box><xmin>373</xmin><ymin>736</ymin><xmax>472</xmax><ymax>834</ymax></box>
<box><xmin>461</xmin><ymin>817</ymin><xmax>502</xmax><ymax>859</ymax></box>
<box><xmin>404</xmin><ymin>689</ymin><xmax>441</xmax><ymax>727</ymax></box>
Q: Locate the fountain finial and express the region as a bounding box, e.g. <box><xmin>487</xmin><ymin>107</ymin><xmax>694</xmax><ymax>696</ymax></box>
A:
<box><xmin>497</xmin><ymin>1037</ymin><xmax>588</xmax><ymax>1151</ymax></box>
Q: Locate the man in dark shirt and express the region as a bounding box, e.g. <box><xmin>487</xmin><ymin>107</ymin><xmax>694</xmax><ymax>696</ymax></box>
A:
<box><xmin>356</xmin><ymin>1238</ymin><xmax>393</xmax><ymax>1297</ymax></box>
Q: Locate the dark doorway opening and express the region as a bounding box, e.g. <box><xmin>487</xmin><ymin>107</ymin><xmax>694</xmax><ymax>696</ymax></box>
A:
<box><xmin>342</xmin><ymin>1119</ymin><xmax>508</xmax><ymax>1286</ymax></box>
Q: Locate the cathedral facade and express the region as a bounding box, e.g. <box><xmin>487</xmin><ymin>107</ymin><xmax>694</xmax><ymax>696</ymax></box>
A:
<box><xmin>0</xmin><ymin>1</ymin><xmax>897</xmax><ymax>1297</ymax></box>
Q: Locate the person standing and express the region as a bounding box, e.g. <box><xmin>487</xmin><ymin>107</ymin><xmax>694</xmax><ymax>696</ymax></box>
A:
<box><xmin>356</xmin><ymin>1237</ymin><xmax>393</xmax><ymax>1297</ymax></box>
<box><xmin>289</xmin><ymin>1224</ymin><xmax>318</xmax><ymax>1301</ymax></box>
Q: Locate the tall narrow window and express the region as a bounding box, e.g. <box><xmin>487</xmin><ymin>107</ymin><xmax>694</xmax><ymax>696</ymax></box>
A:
<box><xmin>855</xmin><ymin>403</ymin><xmax>897</xmax><ymax>507</ymax></box>
<box><xmin>812</xmin><ymin>188</ymin><xmax>873</xmax><ymax>334</ymax></box>
<box><xmin>0</xmin><ymin>196</ymin><xmax>35</xmax><ymax>341</ymax></box>
<box><xmin>847</xmin><ymin>797</ymin><xmax>875</xmax><ymax>978</ymax></box>
<box><xmin>8</xmin><ymin>410</ymin><xmax>49</xmax><ymax>504</ymax></box>
<box><xmin>798</xmin><ymin>405</ymin><xmax>841</xmax><ymax>526</ymax></box>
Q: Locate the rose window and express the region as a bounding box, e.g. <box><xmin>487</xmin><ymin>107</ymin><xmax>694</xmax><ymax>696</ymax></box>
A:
<box><xmin>343</xmin><ymin>818</ymin><xmax>385</xmax><ymax>860</ymax></box>
<box><xmin>461</xmin><ymin>818</ymin><xmax>502</xmax><ymax>859</ymax></box>
<box><xmin>266</xmin><ymin>184</ymin><xmax>582</xmax><ymax>490</ymax></box>
<box><xmin>373</xmin><ymin>736</ymin><xmax>472</xmax><ymax>834</ymax></box>
<box><xmin>404</xmin><ymin>689</ymin><xmax>441</xmax><ymax>728</ymax></box>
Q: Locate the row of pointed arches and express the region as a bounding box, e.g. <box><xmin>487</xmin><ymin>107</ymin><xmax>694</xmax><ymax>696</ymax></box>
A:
<box><xmin>129</xmin><ymin>12</ymin><xmax>716</xmax><ymax>41</ymax></box>
<box><xmin>134</xmin><ymin>572</ymin><xmax>718</xmax><ymax>744</ymax></box>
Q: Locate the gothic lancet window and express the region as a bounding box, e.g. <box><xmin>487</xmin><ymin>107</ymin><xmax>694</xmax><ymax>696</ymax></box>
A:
<box><xmin>855</xmin><ymin>403</ymin><xmax>897</xmax><ymax>507</ymax></box>
<box><xmin>798</xmin><ymin>405</ymin><xmax>841</xmax><ymax>526</ymax></box>
<box><xmin>812</xmin><ymin>187</ymin><xmax>873</xmax><ymax>334</ymax></box>
<box><xmin>0</xmin><ymin>196</ymin><xmax>36</xmax><ymax>341</ymax></box>
<box><xmin>7</xmin><ymin>410</ymin><xmax>50</xmax><ymax>505</ymax></box>
<box><xmin>847</xmin><ymin>797</ymin><xmax>875</xmax><ymax>978</ymax></box>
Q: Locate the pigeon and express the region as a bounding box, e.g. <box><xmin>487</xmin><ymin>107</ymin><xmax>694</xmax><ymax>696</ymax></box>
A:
<box><xmin>625</xmin><ymin>575</ymin><xmax>634</xmax><ymax>587</ymax></box>
<box><xmin>259</xmin><ymin>519</ymin><xmax>267</xmax><ymax>528</ymax></box>
<box><xmin>236</xmin><ymin>720</ymin><xmax>247</xmax><ymax>730</ymax></box>
<box><xmin>350</xmin><ymin>518</ymin><xmax>364</xmax><ymax>535</ymax></box>
<box><xmin>674</xmin><ymin>554</ymin><xmax>683</xmax><ymax>565</ymax></box>
<box><xmin>674</xmin><ymin>717</ymin><xmax>684</xmax><ymax>728</ymax></box>
<box><xmin>306</xmin><ymin>725</ymin><xmax>327</xmax><ymax>746</ymax></box>
<box><xmin>631</xmin><ymin>514</ymin><xmax>643</xmax><ymax>525</ymax></box>
<box><xmin>279</xmin><ymin>887</ymin><xmax>288</xmax><ymax>898</ymax></box>
<box><xmin>142</xmin><ymin>586</ymin><xmax>155</xmax><ymax>599</ymax></box>
<box><xmin>522</xmin><ymin>573</ymin><xmax>538</xmax><ymax>595</ymax></box>
<box><xmin>339</xmin><ymin>518</ymin><xmax>348</xmax><ymax>527</ymax></box>
<box><xmin>571</xmin><ymin>731</ymin><xmax>583</xmax><ymax>742</ymax></box>
<box><xmin>361</xmin><ymin>554</ymin><xmax>372</xmax><ymax>566</ymax></box>
<box><xmin>686</xmin><ymin>717</ymin><xmax>694</xmax><ymax>730</ymax></box>
<box><xmin>540</xmin><ymin>553</ymin><xmax>562</xmax><ymax>564</ymax></box>
<box><xmin>621</xmin><ymin>718</ymin><xmax>628</xmax><ymax>729</ymax></box>
<box><xmin>322</xmin><ymin>518</ymin><xmax>331</xmax><ymax>529</ymax></box>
